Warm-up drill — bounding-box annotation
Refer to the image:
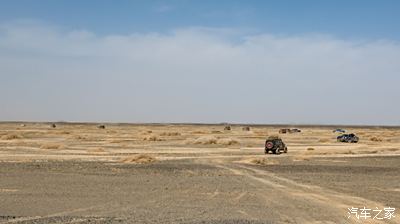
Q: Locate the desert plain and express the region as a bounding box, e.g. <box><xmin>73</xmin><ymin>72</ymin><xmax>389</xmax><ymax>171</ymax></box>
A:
<box><xmin>0</xmin><ymin>122</ymin><xmax>399</xmax><ymax>223</ymax></box>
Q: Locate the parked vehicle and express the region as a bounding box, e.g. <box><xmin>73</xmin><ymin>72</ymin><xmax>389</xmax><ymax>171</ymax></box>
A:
<box><xmin>265</xmin><ymin>136</ymin><xmax>288</xmax><ymax>154</ymax></box>
<box><xmin>279</xmin><ymin>128</ymin><xmax>301</xmax><ymax>134</ymax></box>
<box><xmin>337</xmin><ymin>133</ymin><xmax>359</xmax><ymax>143</ymax></box>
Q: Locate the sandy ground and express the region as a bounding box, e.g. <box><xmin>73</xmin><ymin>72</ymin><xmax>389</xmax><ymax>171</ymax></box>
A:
<box><xmin>0</xmin><ymin>123</ymin><xmax>399</xmax><ymax>223</ymax></box>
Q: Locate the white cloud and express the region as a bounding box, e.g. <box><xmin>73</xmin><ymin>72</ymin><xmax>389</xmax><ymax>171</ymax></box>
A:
<box><xmin>0</xmin><ymin>21</ymin><xmax>399</xmax><ymax>124</ymax></box>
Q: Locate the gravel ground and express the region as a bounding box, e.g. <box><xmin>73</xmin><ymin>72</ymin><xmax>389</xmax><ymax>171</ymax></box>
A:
<box><xmin>0</xmin><ymin>156</ymin><xmax>399</xmax><ymax>223</ymax></box>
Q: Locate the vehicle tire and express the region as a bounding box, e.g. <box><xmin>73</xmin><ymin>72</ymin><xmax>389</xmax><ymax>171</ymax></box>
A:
<box><xmin>275</xmin><ymin>148</ymin><xmax>281</xmax><ymax>155</ymax></box>
<box><xmin>284</xmin><ymin>147</ymin><xmax>288</xmax><ymax>153</ymax></box>
<box><xmin>265</xmin><ymin>141</ymin><xmax>274</xmax><ymax>150</ymax></box>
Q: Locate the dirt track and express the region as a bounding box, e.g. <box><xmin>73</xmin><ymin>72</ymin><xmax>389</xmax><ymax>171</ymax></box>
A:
<box><xmin>0</xmin><ymin>123</ymin><xmax>399</xmax><ymax>223</ymax></box>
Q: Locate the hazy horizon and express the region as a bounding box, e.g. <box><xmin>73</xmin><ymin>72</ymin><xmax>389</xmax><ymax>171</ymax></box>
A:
<box><xmin>1</xmin><ymin>1</ymin><xmax>400</xmax><ymax>125</ymax></box>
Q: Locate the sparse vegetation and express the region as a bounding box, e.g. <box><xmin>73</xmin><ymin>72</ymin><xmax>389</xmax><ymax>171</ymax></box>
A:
<box><xmin>190</xmin><ymin>136</ymin><xmax>240</xmax><ymax>145</ymax></box>
<box><xmin>318</xmin><ymin>138</ymin><xmax>330</xmax><ymax>143</ymax></box>
<box><xmin>143</xmin><ymin>135</ymin><xmax>163</xmax><ymax>141</ymax></box>
<box><xmin>293</xmin><ymin>155</ymin><xmax>311</xmax><ymax>161</ymax></box>
<box><xmin>370</xmin><ymin>136</ymin><xmax>383</xmax><ymax>142</ymax></box>
<box><xmin>120</xmin><ymin>154</ymin><xmax>157</xmax><ymax>164</ymax></box>
<box><xmin>249</xmin><ymin>158</ymin><xmax>278</xmax><ymax>165</ymax></box>
<box><xmin>1</xmin><ymin>134</ymin><xmax>23</xmax><ymax>140</ymax></box>
<box><xmin>160</xmin><ymin>132</ymin><xmax>181</xmax><ymax>136</ymax></box>
<box><xmin>217</xmin><ymin>138</ymin><xmax>240</xmax><ymax>146</ymax></box>
<box><xmin>192</xmin><ymin>136</ymin><xmax>218</xmax><ymax>145</ymax></box>
<box><xmin>211</xmin><ymin>130</ymin><xmax>222</xmax><ymax>134</ymax></box>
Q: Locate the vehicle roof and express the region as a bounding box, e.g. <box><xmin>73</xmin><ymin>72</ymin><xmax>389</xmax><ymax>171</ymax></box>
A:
<box><xmin>266</xmin><ymin>136</ymin><xmax>282</xmax><ymax>140</ymax></box>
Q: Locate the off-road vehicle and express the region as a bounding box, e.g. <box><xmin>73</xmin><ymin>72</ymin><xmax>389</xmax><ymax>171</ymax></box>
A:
<box><xmin>279</xmin><ymin>128</ymin><xmax>289</xmax><ymax>134</ymax></box>
<box><xmin>279</xmin><ymin>128</ymin><xmax>301</xmax><ymax>134</ymax></box>
<box><xmin>242</xmin><ymin>126</ymin><xmax>250</xmax><ymax>131</ymax></box>
<box><xmin>98</xmin><ymin>125</ymin><xmax>106</xmax><ymax>129</ymax></box>
<box><xmin>333</xmin><ymin>129</ymin><xmax>346</xmax><ymax>133</ymax></box>
<box><xmin>337</xmin><ymin>133</ymin><xmax>359</xmax><ymax>143</ymax></box>
<box><xmin>265</xmin><ymin>136</ymin><xmax>288</xmax><ymax>154</ymax></box>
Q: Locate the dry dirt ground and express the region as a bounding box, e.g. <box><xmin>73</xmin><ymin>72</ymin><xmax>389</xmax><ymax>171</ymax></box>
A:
<box><xmin>0</xmin><ymin>123</ymin><xmax>399</xmax><ymax>223</ymax></box>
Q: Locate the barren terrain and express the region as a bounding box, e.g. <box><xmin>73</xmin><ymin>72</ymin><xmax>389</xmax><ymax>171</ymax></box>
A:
<box><xmin>0</xmin><ymin>123</ymin><xmax>399</xmax><ymax>223</ymax></box>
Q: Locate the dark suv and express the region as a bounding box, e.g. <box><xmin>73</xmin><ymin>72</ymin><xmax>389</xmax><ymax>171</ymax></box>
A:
<box><xmin>337</xmin><ymin>133</ymin><xmax>359</xmax><ymax>143</ymax></box>
<box><xmin>265</xmin><ymin>136</ymin><xmax>288</xmax><ymax>154</ymax></box>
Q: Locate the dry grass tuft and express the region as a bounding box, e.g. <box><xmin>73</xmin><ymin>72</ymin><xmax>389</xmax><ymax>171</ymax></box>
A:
<box><xmin>191</xmin><ymin>131</ymin><xmax>207</xmax><ymax>134</ymax></box>
<box><xmin>1</xmin><ymin>134</ymin><xmax>23</xmax><ymax>140</ymax></box>
<box><xmin>211</xmin><ymin>130</ymin><xmax>223</xmax><ymax>134</ymax></box>
<box><xmin>40</xmin><ymin>143</ymin><xmax>63</xmax><ymax>149</ymax></box>
<box><xmin>217</xmin><ymin>138</ymin><xmax>240</xmax><ymax>146</ymax></box>
<box><xmin>55</xmin><ymin>130</ymin><xmax>71</xmax><ymax>135</ymax></box>
<box><xmin>160</xmin><ymin>132</ymin><xmax>181</xmax><ymax>136</ymax></box>
<box><xmin>120</xmin><ymin>154</ymin><xmax>157</xmax><ymax>164</ymax></box>
<box><xmin>307</xmin><ymin>147</ymin><xmax>315</xmax><ymax>151</ymax></box>
<box><xmin>370</xmin><ymin>136</ymin><xmax>383</xmax><ymax>142</ymax></box>
<box><xmin>70</xmin><ymin>135</ymin><xmax>88</xmax><ymax>140</ymax></box>
<box><xmin>193</xmin><ymin>136</ymin><xmax>218</xmax><ymax>145</ymax></box>
<box><xmin>318</xmin><ymin>138</ymin><xmax>330</xmax><ymax>143</ymax></box>
<box><xmin>344</xmin><ymin>150</ymin><xmax>356</xmax><ymax>155</ymax></box>
<box><xmin>249</xmin><ymin>158</ymin><xmax>278</xmax><ymax>165</ymax></box>
<box><xmin>143</xmin><ymin>135</ymin><xmax>163</xmax><ymax>141</ymax></box>
<box><xmin>253</xmin><ymin>131</ymin><xmax>269</xmax><ymax>136</ymax></box>
<box><xmin>190</xmin><ymin>136</ymin><xmax>240</xmax><ymax>146</ymax></box>
<box><xmin>293</xmin><ymin>155</ymin><xmax>311</xmax><ymax>161</ymax></box>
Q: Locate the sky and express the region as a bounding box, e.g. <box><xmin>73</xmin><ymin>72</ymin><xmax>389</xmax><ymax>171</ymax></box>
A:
<box><xmin>1</xmin><ymin>0</ymin><xmax>400</xmax><ymax>125</ymax></box>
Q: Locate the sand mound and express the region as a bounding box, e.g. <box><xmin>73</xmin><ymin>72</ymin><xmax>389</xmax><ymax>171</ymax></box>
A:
<box><xmin>120</xmin><ymin>154</ymin><xmax>157</xmax><ymax>164</ymax></box>
<box><xmin>87</xmin><ymin>148</ymin><xmax>106</xmax><ymax>153</ymax></box>
<box><xmin>318</xmin><ymin>138</ymin><xmax>330</xmax><ymax>143</ymax></box>
<box><xmin>292</xmin><ymin>155</ymin><xmax>311</xmax><ymax>161</ymax></box>
<box><xmin>40</xmin><ymin>143</ymin><xmax>63</xmax><ymax>149</ymax></box>
<box><xmin>217</xmin><ymin>138</ymin><xmax>240</xmax><ymax>145</ymax></box>
<box><xmin>191</xmin><ymin>131</ymin><xmax>207</xmax><ymax>134</ymax></box>
<box><xmin>1</xmin><ymin>134</ymin><xmax>23</xmax><ymax>140</ymax></box>
<box><xmin>253</xmin><ymin>131</ymin><xmax>269</xmax><ymax>136</ymax></box>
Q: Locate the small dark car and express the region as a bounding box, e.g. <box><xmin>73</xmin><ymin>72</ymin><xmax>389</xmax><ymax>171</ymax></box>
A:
<box><xmin>98</xmin><ymin>125</ymin><xmax>106</xmax><ymax>129</ymax></box>
<box><xmin>337</xmin><ymin>133</ymin><xmax>359</xmax><ymax>143</ymax></box>
<box><xmin>265</xmin><ymin>136</ymin><xmax>287</xmax><ymax>154</ymax></box>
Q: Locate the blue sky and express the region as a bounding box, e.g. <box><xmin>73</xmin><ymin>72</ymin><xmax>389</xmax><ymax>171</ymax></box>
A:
<box><xmin>1</xmin><ymin>0</ymin><xmax>400</xmax><ymax>39</ymax></box>
<box><xmin>1</xmin><ymin>1</ymin><xmax>400</xmax><ymax>124</ymax></box>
